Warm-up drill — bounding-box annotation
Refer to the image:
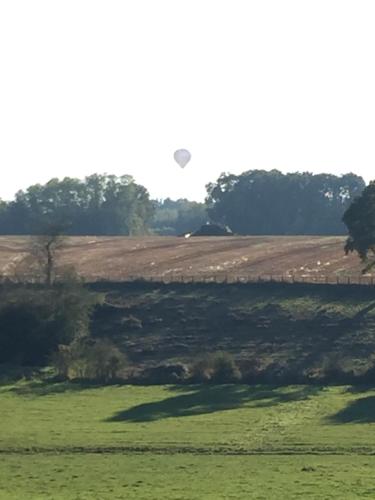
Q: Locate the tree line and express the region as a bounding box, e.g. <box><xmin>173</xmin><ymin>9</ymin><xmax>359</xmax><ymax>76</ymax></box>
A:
<box><xmin>206</xmin><ymin>170</ymin><xmax>365</xmax><ymax>235</ymax></box>
<box><xmin>0</xmin><ymin>170</ymin><xmax>367</xmax><ymax>236</ymax></box>
<box><xmin>0</xmin><ymin>174</ymin><xmax>153</xmax><ymax>236</ymax></box>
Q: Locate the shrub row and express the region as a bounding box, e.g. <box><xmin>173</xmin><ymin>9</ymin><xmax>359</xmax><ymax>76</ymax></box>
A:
<box><xmin>30</xmin><ymin>348</ymin><xmax>375</xmax><ymax>385</ymax></box>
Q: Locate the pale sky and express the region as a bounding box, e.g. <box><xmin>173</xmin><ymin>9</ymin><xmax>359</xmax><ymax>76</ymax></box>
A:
<box><xmin>0</xmin><ymin>1</ymin><xmax>374</xmax><ymax>202</ymax></box>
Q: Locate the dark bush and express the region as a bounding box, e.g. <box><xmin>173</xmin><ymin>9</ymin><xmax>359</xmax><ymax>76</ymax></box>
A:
<box><xmin>0</xmin><ymin>364</ymin><xmax>41</xmax><ymax>384</ymax></box>
<box><xmin>298</xmin><ymin>354</ymin><xmax>358</xmax><ymax>385</ymax></box>
<box><xmin>135</xmin><ymin>363</ymin><xmax>190</xmax><ymax>384</ymax></box>
<box><xmin>191</xmin><ymin>352</ymin><xmax>241</xmax><ymax>383</ymax></box>
<box><xmin>0</xmin><ymin>284</ymin><xmax>99</xmax><ymax>366</ymax></box>
<box><xmin>52</xmin><ymin>339</ymin><xmax>127</xmax><ymax>382</ymax></box>
<box><xmin>0</xmin><ymin>304</ymin><xmax>52</xmax><ymax>365</ymax></box>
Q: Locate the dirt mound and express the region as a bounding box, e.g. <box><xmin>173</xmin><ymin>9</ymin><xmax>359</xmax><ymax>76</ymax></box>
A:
<box><xmin>192</xmin><ymin>223</ymin><xmax>233</xmax><ymax>237</ymax></box>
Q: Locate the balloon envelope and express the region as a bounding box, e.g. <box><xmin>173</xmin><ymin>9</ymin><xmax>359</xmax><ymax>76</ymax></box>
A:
<box><xmin>174</xmin><ymin>149</ymin><xmax>191</xmax><ymax>168</ymax></box>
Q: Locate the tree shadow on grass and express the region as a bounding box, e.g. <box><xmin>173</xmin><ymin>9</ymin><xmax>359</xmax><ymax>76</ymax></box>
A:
<box><xmin>107</xmin><ymin>384</ymin><xmax>323</xmax><ymax>423</ymax></box>
<box><xmin>329</xmin><ymin>395</ymin><xmax>375</xmax><ymax>424</ymax></box>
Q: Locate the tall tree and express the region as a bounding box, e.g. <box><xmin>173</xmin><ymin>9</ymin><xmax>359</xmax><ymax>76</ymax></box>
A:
<box><xmin>343</xmin><ymin>181</ymin><xmax>375</xmax><ymax>271</ymax></box>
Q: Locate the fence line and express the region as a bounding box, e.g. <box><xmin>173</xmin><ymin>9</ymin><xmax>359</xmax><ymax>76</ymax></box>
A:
<box><xmin>97</xmin><ymin>273</ymin><xmax>375</xmax><ymax>286</ymax></box>
<box><xmin>0</xmin><ymin>273</ymin><xmax>374</xmax><ymax>286</ymax></box>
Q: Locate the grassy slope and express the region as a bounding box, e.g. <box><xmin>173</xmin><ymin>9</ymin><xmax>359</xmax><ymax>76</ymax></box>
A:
<box><xmin>92</xmin><ymin>282</ymin><xmax>375</xmax><ymax>376</ymax></box>
<box><xmin>2</xmin><ymin>381</ymin><xmax>375</xmax><ymax>498</ymax></box>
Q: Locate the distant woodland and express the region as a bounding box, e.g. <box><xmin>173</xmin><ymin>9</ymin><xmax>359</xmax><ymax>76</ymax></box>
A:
<box><xmin>0</xmin><ymin>170</ymin><xmax>366</xmax><ymax>236</ymax></box>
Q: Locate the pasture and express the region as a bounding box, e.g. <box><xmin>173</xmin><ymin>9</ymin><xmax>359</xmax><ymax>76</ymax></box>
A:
<box><xmin>2</xmin><ymin>380</ymin><xmax>375</xmax><ymax>498</ymax></box>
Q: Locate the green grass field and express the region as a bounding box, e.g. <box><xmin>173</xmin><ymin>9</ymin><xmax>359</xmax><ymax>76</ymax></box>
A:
<box><xmin>2</xmin><ymin>381</ymin><xmax>375</xmax><ymax>498</ymax></box>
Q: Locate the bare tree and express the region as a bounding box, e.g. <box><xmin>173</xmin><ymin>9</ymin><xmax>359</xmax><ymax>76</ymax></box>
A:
<box><xmin>14</xmin><ymin>223</ymin><xmax>67</xmax><ymax>285</ymax></box>
<box><xmin>30</xmin><ymin>230</ymin><xmax>66</xmax><ymax>285</ymax></box>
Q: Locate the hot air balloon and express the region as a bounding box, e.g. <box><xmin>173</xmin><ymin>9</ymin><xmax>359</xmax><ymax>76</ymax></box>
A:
<box><xmin>174</xmin><ymin>149</ymin><xmax>191</xmax><ymax>168</ymax></box>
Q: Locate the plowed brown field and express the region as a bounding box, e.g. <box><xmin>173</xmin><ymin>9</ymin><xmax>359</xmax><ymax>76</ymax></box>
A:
<box><xmin>0</xmin><ymin>235</ymin><xmax>370</xmax><ymax>283</ymax></box>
